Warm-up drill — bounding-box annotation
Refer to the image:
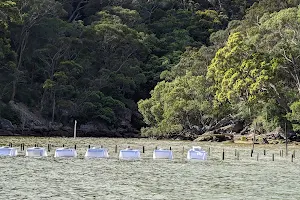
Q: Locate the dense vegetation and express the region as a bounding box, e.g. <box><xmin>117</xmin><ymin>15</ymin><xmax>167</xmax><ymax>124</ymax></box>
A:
<box><xmin>1</xmin><ymin>0</ymin><xmax>300</xmax><ymax>138</ymax></box>
<box><xmin>138</xmin><ymin>0</ymin><xmax>300</xmax><ymax>138</ymax></box>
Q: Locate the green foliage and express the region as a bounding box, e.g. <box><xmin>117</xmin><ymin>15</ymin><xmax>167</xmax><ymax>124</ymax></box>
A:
<box><xmin>0</xmin><ymin>0</ymin><xmax>273</xmax><ymax>137</ymax></box>
<box><xmin>138</xmin><ymin>72</ymin><xmax>229</xmax><ymax>137</ymax></box>
<box><xmin>287</xmin><ymin>101</ymin><xmax>300</xmax><ymax>131</ymax></box>
<box><xmin>207</xmin><ymin>32</ymin><xmax>279</xmax><ymax>104</ymax></box>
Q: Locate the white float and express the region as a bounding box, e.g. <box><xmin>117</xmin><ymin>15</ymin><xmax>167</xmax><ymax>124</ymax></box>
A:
<box><xmin>187</xmin><ymin>146</ymin><xmax>207</xmax><ymax>160</ymax></box>
<box><xmin>54</xmin><ymin>148</ymin><xmax>77</xmax><ymax>158</ymax></box>
<box><xmin>0</xmin><ymin>147</ymin><xmax>18</xmax><ymax>156</ymax></box>
<box><xmin>119</xmin><ymin>148</ymin><xmax>141</xmax><ymax>160</ymax></box>
<box><xmin>153</xmin><ymin>149</ymin><xmax>173</xmax><ymax>159</ymax></box>
<box><xmin>26</xmin><ymin>147</ymin><xmax>47</xmax><ymax>157</ymax></box>
<box><xmin>85</xmin><ymin>147</ymin><xmax>109</xmax><ymax>158</ymax></box>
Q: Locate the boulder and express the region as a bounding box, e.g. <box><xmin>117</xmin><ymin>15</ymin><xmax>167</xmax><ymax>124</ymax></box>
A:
<box><xmin>194</xmin><ymin>134</ymin><xmax>233</xmax><ymax>142</ymax></box>
<box><xmin>266</xmin><ymin>127</ymin><xmax>284</xmax><ymax>140</ymax></box>
<box><xmin>232</xmin><ymin>120</ymin><xmax>244</xmax><ymax>133</ymax></box>
<box><xmin>0</xmin><ymin>118</ymin><xmax>15</xmax><ymax>131</ymax></box>
<box><xmin>217</xmin><ymin>120</ymin><xmax>244</xmax><ymax>134</ymax></box>
<box><xmin>0</xmin><ymin>129</ymin><xmax>14</xmax><ymax>136</ymax></box>
<box><xmin>194</xmin><ymin>135</ymin><xmax>213</xmax><ymax>142</ymax></box>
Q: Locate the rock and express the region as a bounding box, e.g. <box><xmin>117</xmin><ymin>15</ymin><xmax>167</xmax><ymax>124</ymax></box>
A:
<box><xmin>217</xmin><ymin>120</ymin><xmax>244</xmax><ymax>134</ymax></box>
<box><xmin>61</xmin><ymin>126</ymin><xmax>73</xmax><ymax>132</ymax></box>
<box><xmin>261</xmin><ymin>137</ymin><xmax>269</xmax><ymax>144</ymax></box>
<box><xmin>194</xmin><ymin>135</ymin><xmax>213</xmax><ymax>142</ymax></box>
<box><xmin>232</xmin><ymin>120</ymin><xmax>244</xmax><ymax>133</ymax></box>
<box><xmin>0</xmin><ymin>129</ymin><xmax>14</xmax><ymax>136</ymax></box>
<box><xmin>218</xmin><ymin>124</ymin><xmax>235</xmax><ymax>133</ymax></box>
<box><xmin>266</xmin><ymin>127</ymin><xmax>284</xmax><ymax>140</ymax></box>
<box><xmin>240</xmin><ymin>126</ymin><xmax>250</xmax><ymax>135</ymax></box>
<box><xmin>194</xmin><ymin>134</ymin><xmax>233</xmax><ymax>142</ymax></box>
<box><xmin>49</xmin><ymin>122</ymin><xmax>63</xmax><ymax>131</ymax></box>
<box><xmin>202</xmin><ymin>130</ymin><xmax>216</xmax><ymax>135</ymax></box>
<box><xmin>79</xmin><ymin>123</ymin><xmax>98</xmax><ymax>132</ymax></box>
<box><xmin>0</xmin><ymin>118</ymin><xmax>15</xmax><ymax>131</ymax></box>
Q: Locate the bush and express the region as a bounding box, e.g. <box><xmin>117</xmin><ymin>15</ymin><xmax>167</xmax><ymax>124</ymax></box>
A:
<box><xmin>240</xmin><ymin>136</ymin><xmax>247</xmax><ymax>141</ymax></box>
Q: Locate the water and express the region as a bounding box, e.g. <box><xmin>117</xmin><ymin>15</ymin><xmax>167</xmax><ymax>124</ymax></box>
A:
<box><xmin>0</xmin><ymin>137</ymin><xmax>299</xmax><ymax>199</ymax></box>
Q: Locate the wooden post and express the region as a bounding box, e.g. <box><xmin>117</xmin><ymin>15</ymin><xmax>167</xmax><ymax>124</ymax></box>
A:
<box><xmin>9</xmin><ymin>142</ymin><xmax>12</xmax><ymax>147</ymax></box>
<box><xmin>280</xmin><ymin>150</ymin><xmax>282</xmax><ymax>157</ymax></box>
<box><xmin>263</xmin><ymin>149</ymin><xmax>266</xmax><ymax>156</ymax></box>
<box><xmin>272</xmin><ymin>153</ymin><xmax>274</xmax><ymax>161</ymax></box>
<box><xmin>169</xmin><ymin>147</ymin><xmax>172</xmax><ymax>151</ymax></box>
<box><xmin>142</xmin><ymin>146</ymin><xmax>145</xmax><ymax>153</ymax></box>
<box><xmin>115</xmin><ymin>145</ymin><xmax>117</xmax><ymax>153</ymax></box>
<box><xmin>222</xmin><ymin>149</ymin><xmax>225</xmax><ymax>160</ymax></box>
<box><xmin>47</xmin><ymin>144</ymin><xmax>50</xmax><ymax>152</ymax></box>
<box><xmin>63</xmin><ymin>144</ymin><xmax>65</xmax><ymax>147</ymax></box>
<box><xmin>74</xmin><ymin>144</ymin><xmax>77</xmax><ymax>150</ymax></box>
<box><xmin>88</xmin><ymin>144</ymin><xmax>90</xmax><ymax>149</ymax></box>
<box><xmin>22</xmin><ymin>143</ymin><xmax>25</xmax><ymax>151</ymax></box>
<box><xmin>20</xmin><ymin>143</ymin><xmax>23</xmax><ymax>151</ymax></box>
<box><xmin>256</xmin><ymin>153</ymin><xmax>259</xmax><ymax>161</ymax></box>
<box><xmin>34</xmin><ymin>144</ymin><xmax>37</xmax><ymax>147</ymax></box>
<box><xmin>292</xmin><ymin>154</ymin><xmax>294</xmax><ymax>162</ymax></box>
<box><xmin>73</xmin><ymin>120</ymin><xmax>77</xmax><ymax>139</ymax></box>
<box><xmin>251</xmin><ymin>149</ymin><xmax>253</xmax><ymax>157</ymax></box>
<box><xmin>252</xmin><ymin>122</ymin><xmax>256</xmax><ymax>154</ymax></box>
<box><xmin>208</xmin><ymin>147</ymin><xmax>210</xmax><ymax>156</ymax></box>
<box><xmin>237</xmin><ymin>151</ymin><xmax>239</xmax><ymax>160</ymax></box>
<box><xmin>285</xmin><ymin>122</ymin><xmax>288</xmax><ymax>156</ymax></box>
<box><xmin>293</xmin><ymin>150</ymin><xmax>296</xmax><ymax>158</ymax></box>
<box><xmin>235</xmin><ymin>149</ymin><xmax>237</xmax><ymax>156</ymax></box>
<box><xmin>182</xmin><ymin>147</ymin><xmax>184</xmax><ymax>162</ymax></box>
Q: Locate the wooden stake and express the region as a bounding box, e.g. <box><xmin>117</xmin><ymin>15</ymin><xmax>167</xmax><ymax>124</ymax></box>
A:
<box><xmin>272</xmin><ymin>153</ymin><xmax>274</xmax><ymax>161</ymax></box>
<box><xmin>280</xmin><ymin>150</ymin><xmax>282</xmax><ymax>157</ymax></box>
<box><xmin>293</xmin><ymin>150</ymin><xmax>296</xmax><ymax>158</ymax></box>
<box><xmin>252</xmin><ymin>122</ymin><xmax>256</xmax><ymax>153</ymax></box>
<box><xmin>285</xmin><ymin>122</ymin><xmax>288</xmax><ymax>156</ymax></box>
<box><xmin>222</xmin><ymin>149</ymin><xmax>225</xmax><ymax>160</ymax></box>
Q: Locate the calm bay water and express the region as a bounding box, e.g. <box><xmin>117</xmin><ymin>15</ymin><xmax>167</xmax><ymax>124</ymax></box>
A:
<box><xmin>0</xmin><ymin>137</ymin><xmax>299</xmax><ymax>199</ymax></box>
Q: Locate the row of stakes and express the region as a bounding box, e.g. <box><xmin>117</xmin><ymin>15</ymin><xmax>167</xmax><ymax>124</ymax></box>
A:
<box><xmin>226</xmin><ymin>149</ymin><xmax>296</xmax><ymax>162</ymax></box>
<box><xmin>7</xmin><ymin>143</ymin><xmax>297</xmax><ymax>162</ymax></box>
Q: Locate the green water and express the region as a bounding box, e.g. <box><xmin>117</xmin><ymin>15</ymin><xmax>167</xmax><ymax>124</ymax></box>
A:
<box><xmin>0</xmin><ymin>137</ymin><xmax>299</xmax><ymax>200</ymax></box>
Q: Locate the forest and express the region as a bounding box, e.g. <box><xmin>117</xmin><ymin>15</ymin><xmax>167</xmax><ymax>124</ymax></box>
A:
<box><xmin>1</xmin><ymin>0</ymin><xmax>300</xmax><ymax>139</ymax></box>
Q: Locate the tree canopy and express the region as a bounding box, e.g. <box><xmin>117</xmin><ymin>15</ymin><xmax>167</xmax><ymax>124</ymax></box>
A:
<box><xmin>3</xmin><ymin>0</ymin><xmax>300</xmax><ymax>138</ymax></box>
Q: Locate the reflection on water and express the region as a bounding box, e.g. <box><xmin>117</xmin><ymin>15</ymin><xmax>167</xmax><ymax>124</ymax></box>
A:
<box><xmin>0</xmin><ymin>137</ymin><xmax>299</xmax><ymax>200</ymax></box>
